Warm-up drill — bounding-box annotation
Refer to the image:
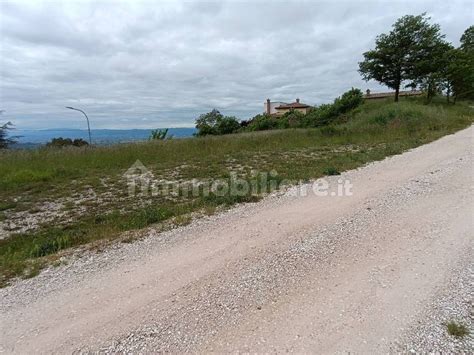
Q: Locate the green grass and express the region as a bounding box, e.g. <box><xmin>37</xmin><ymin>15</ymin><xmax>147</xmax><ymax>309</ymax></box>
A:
<box><xmin>322</xmin><ymin>167</ymin><xmax>341</xmax><ymax>176</ymax></box>
<box><xmin>0</xmin><ymin>97</ymin><xmax>472</xmax><ymax>286</ymax></box>
<box><xmin>0</xmin><ymin>201</ymin><xmax>17</xmax><ymax>211</ymax></box>
<box><xmin>446</xmin><ymin>320</ymin><xmax>469</xmax><ymax>338</ymax></box>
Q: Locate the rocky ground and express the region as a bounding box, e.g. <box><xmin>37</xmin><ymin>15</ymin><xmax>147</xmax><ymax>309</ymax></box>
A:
<box><xmin>393</xmin><ymin>260</ymin><xmax>473</xmax><ymax>353</ymax></box>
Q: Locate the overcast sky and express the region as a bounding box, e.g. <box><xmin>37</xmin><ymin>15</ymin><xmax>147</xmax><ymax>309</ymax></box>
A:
<box><xmin>0</xmin><ymin>0</ymin><xmax>472</xmax><ymax>129</ymax></box>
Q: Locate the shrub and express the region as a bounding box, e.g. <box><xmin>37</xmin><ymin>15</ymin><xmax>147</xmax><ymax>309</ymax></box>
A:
<box><xmin>333</xmin><ymin>88</ymin><xmax>364</xmax><ymax>114</ymax></box>
<box><xmin>150</xmin><ymin>128</ymin><xmax>172</xmax><ymax>140</ymax></box>
<box><xmin>306</xmin><ymin>103</ymin><xmax>337</xmax><ymax>127</ymax></box>
<box><xmin>323</xmin><ymin>167</ymin><xmax>341</xmax><ymax>175</ymax></box>
<box><xmin>282</xmin><ymin>109</ymin><xmax>306</xmax><ymax>127</ymax></box>
<box><xmin>373</xmin><ymin>109</ymin><xmax>397</xmax><ymax>125</ymax></box>
<box><xmin>247</xmin><ymin>114</ymin><xmax>279</xmax><ymax>131</ymax></box>
<box><xmin>240</xmin><ymin>119</ymin><xmax>251</xmax><ymax>128</ymax></box>
<box><xmin>215</xmin><ymin>116</ymin><xmax>241</xmax><ymax>135</ymax></box>
<box><xmin>319</xmin><ymin>126</ymin><xmax>338</xmax><ymax>136</ymax></box>
<box><xmin>306</xmin><ymin>88</ymin><xmax>364</xmax><ymax>127</ymax></box>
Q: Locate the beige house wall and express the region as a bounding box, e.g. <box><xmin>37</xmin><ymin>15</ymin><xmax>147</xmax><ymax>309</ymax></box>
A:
<box><xmin>275</xmin><ymin>107</ymin><xmax>310</xmax><ymax>116</ymax></box>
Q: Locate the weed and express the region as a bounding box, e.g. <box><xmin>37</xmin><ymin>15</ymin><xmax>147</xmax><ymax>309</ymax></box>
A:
<box><xmin>30</xmin><ymin>235</ymin><xmax>72</xmax><ymax>258</ymax></box>
<box><xmin>22</xmin><ymin>261</ymin><xmax>43</xmax><ymax>279</ymax></box>
<box><xmin>0</xmin><ymin>201</ymin><xmax>16</xmax><ymax>211</ymax></box>
<box><xmin>319</xmin><ymin>126</ymin><xmax>339</xmax><ymax>137</ymax></box>
<box><xmin>173</xmin><ymin>214</ymin><xmax>192</xmax><ymax>226</ymax></box>
<box><xmin>446</xmin><ymin>321</ymin><xmax>469</xmax><ymax>337</ymax></box>
<box><xmin>203</xmin><ymin>205</ymin><xmax>216</xmax><ymax>216</ymax></box>
<box><xmin>323</xmin><ymin>167</ymin><xmax>341</xmax><ymax>175</ymax></box>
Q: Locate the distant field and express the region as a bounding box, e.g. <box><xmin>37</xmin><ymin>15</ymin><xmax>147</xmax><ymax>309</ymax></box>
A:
<box><xmin>0</xmin><ymin>97</ymin><xmax>472</xmax><ymax>286</ymax></box>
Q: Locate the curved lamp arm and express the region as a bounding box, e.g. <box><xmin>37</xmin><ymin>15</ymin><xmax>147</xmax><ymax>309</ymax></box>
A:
<box><xmin>65</xmin><ymin>106</ymin><xmax>92</xmax><ymax>145</ymax></box>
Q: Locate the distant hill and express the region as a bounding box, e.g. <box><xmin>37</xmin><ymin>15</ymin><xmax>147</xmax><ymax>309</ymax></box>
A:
<box><xmin>14</xmin><ymin>128</ymin><xmax>196</xmax><ymax>147</ymax></box>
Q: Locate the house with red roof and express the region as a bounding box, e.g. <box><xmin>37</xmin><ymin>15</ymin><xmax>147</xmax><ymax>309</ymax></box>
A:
<box><xmin>264</xmin><ymin>98</ymin><xmax>312</xmax><ymax>116</ymax></box>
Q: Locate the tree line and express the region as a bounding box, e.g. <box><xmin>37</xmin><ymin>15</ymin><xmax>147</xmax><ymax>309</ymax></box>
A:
<box><xmin>359</xmin><ymin>14</ymin><xmax>473</xmax><ymax>103</ymax></box>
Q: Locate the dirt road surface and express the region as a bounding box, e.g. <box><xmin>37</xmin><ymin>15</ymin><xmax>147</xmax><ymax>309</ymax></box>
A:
<box><xmin>1</xmin><ymin>126</ymin><xmax>473</xmax><ymax>353</ymax></box>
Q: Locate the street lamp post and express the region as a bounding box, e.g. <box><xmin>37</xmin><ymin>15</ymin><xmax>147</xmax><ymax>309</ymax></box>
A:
<box><xmin>65</xmin><ymin>106</ymin><xmax>92</xmax><ymax>145</ymax></box>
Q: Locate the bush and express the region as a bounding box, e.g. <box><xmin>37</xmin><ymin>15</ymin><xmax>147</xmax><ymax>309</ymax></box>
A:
<box><xmin>46</xmin><ymin>137</ymin><xmax>89</xmax><ymax>147</ymax></box>
<box><xmin>306</xmin><ymin>103</ymin><xmax>337</xmax><ymax>127</ymax></box>
<box><xmin>306</xmin><ymin>88</ymin><xmax>364</xmax><ymax>127</ymax></box>
<box><xmin>319</xmin><ymin>126</ymin><xmax>338</xmax><ymax>136</ymax></box>
<box><xmin>150</xmin><ymin>128</ymin><xmax>172</xmax><ymax>140</ymax></box>
<box><xmin>323</xmin><ymin>167</ymin><xmax>341</xmax><ymax>175</ymax></box>
<box><xmin>246</xmin><ymin>114</ymin><xmax>279</xmax><ymax>131</ymax></box>
<box><xmin>333</xmin><ymin>88</ymin><xmax>364</xmax><ymax>114</ymax></box>
<box><xmin>215</xmin><ymin>116</ymin><xmax>241</xmax><ymax>135</ymax></box>
<box><xmin>282</xmin><ymin>109</ymin><xmax>306</xmax><ymax>127</ymax></box>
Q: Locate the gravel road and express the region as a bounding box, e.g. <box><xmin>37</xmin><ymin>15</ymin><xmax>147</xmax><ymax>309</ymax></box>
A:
<box><xmin>1</xmin><ymin>126</ymin><xmax>473</xmax><ymax>353</ymax></box>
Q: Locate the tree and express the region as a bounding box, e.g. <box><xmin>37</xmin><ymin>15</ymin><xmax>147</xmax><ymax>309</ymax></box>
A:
<box><xmin>359</xmin><ymin>14</ymin><xmax>446</xmax><ymax>102</ymax></box>
<box><xmin>195</xmin><ymin>109</ymin><xmax>223</xmax><ymax>136</ymax></box>
<box><xmin>439</xmin><ymin>47</ymin><xmax>457</xmax><ymax>103</ymax></box>
<box><xmin>215</xmin><ymin>116</ymin><xmax>241</xmax><ymax>135</ymax></box>
<box><xmin>460</xmin><ymin>25</ymin><xmax>473</xmax><ymax>52</ymax></box>
<box><xmin>449</xmin><ymin>26</ymin><xmax>474</xmax><ymax>101</ymax></box>
<box><xmin>0</xmin><ymin>121</ymin><xmax>19</xmax><ymax>149</ymax></box>
<box><xmin>195</xmin><ymin>109</ymin><xmax>240</xmax><ymax>136</ymax></box>
<box><xmin>413</xmin><ymin>41</ymin><xmax>454</xmax><ymax>102</ymax></box>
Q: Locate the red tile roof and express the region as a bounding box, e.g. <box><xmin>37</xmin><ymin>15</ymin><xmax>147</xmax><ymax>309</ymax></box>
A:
<box><xmin>275</xmin><ymin>101</ymin><xmax>311</xmax><ymax>109</ymax></box>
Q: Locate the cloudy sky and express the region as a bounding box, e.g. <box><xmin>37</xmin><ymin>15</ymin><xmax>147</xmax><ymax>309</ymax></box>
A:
<box><xmin>0</xmin><ymin>0</ymin><xmax>472</xmax><ymax>129</ymax></box>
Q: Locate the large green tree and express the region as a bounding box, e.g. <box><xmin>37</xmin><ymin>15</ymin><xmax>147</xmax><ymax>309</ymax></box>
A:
<box><xmin>195</xmin><ymin>109</ymin><xmax>240</xmax><ymax>136</ymax></box>
<box><xmin>412</xmin><ymin>41</ymin><xmax>454</xmax><ymax>102</ymax></box>
<box><xmin>449</xmin><ymin>26</ymin><xmax>474</xmax><ymax>101</ymax></box>
<box><xmin>359</xmin><ymin>14</ymin><xmax>446</xmax><ymax>102</ymax></box>
<box><xmin>460</xmin><ymin>25</ymin><xmax>474</xmax><ymax>51</ymax></box>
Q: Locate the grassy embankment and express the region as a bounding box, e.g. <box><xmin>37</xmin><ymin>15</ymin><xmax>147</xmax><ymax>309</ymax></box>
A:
<box><xmin>0</xmin><ymin>97</ymin><xmax>472</xmax><ymax>286</ymax></box>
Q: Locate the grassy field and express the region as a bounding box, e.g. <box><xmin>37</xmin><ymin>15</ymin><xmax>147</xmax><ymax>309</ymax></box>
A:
<box><xmin>0</xmin><ymin>97</ymin><xmax>472</xmax><ymax>286</ymax></box>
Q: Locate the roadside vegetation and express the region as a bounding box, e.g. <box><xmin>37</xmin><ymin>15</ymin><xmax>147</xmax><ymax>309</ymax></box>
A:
<box><xmin>0</xmin><ymin>97</ymin><xmax>472</xmax><ymax>286</ymax></box>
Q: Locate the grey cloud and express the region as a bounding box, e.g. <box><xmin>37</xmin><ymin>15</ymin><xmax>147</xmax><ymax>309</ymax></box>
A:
<box><xmin>0</xmin><ymin>0</ymin><xmax>472</xmax><ymax>129</ymax></box>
